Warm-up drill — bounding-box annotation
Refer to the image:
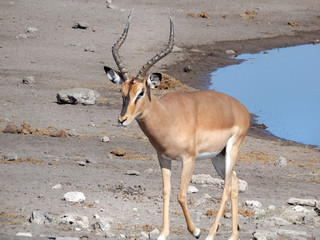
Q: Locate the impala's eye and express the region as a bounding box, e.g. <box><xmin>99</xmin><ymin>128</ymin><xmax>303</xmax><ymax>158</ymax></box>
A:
<box><xmin>135</xmin><ymin>89</ymin><xmax>145</xmax><ymax>104</ymax></box>
<box><xmin>139</xmin><ymin>90</ymin><xmax>145</xmax><ymax>97</ymax></box>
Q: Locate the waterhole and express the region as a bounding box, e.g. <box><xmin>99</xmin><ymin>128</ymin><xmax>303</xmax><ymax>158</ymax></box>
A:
<box><xmin>209</xmin><ymin>44</ymin><xmax>320</xmax><ymax>146</ymax></box>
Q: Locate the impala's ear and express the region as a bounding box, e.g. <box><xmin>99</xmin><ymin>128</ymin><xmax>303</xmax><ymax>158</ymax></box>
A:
<box><xmin>146</xmin><ymin>73</ymin><xmax>162</xmax><ymax>89</ymax></box>
<box><xmin>104</xmin><ymin>66</ymin><xmax>124</xmax><ymax>84</ymax></box>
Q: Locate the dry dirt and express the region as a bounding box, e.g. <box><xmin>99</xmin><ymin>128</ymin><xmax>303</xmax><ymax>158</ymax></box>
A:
<box><xmin>0</xmin><ymin>0</ymin><xmax>320</xmax><ymax>239</ymax></box>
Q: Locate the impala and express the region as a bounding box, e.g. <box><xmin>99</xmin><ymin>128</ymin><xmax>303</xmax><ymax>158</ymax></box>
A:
<box><xmin>104</xmin><ymin>11</ymin><xmax>250</xmax><ymax>240</ymax></box>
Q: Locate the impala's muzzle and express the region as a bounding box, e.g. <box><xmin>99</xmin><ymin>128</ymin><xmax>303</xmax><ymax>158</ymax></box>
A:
<box><xmin>118</xmin><ymin>117</ymin><xmax>127</xmax><ymax>126</ymax></box>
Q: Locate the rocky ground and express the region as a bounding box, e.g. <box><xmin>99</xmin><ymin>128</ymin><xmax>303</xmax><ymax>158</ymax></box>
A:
<box><xmin>0</xmin><ymin>0</ymin><xmax>320</xmax><ymax>239</ymax></box>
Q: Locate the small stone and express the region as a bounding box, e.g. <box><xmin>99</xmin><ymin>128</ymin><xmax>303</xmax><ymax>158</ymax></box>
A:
<box><xmin>16</xmin><ymin>232</ymin><xmax>32</xmax><ymax>237</ymax></box>
<box><xmin>274</xmin><ymin>156</ymin><xmax>287</xmax><ymax>167</ymax></box>
<box><xmin>3</xmin><ymin>153</ymin><xmax>18</xmax><ymax>161</ymax></box>
<box><xmin>59</xmin><ymin>213</ymin><xmax>89</xmax><ymax>229</ymax></box>
<box><xmin>3</xmin><ymin>124</ymin><xmax>19</xmax><ymax>134</ymax></box>
<box><xmin>226</xmin><ymin>49</ymin><xmax>236</xmax><ymax>55</ymax></box>
<box><xmin>191</xmin><ymin>174</ymin><xmax>224</xmax><ymax>188</ymax></box>
<box><xmin>77</xmin><ymin>161</ymin><xmax>86</xmax><ymax>166</ymax></box>
<box><xmin>224</xmin><ymin>212</ymin><xmax>232</xmax><ymax>218</ymax></box>
<box><xmin>144</xmin><ymin>168</ymin><xmax>154</xmax><ymax>174</ymax></box>
<box><xmin>72</xmin><ymin>22</ymin><xmax>89</xmax><ymax>29</ymax></box>
<box><xmin>93</xmin><ymin>217</ymin><xmax>111</xmax><ymax>231</ymax></box>
<box><xmin>188</xmin><ymin>185</ymin><xmax>199</xmax><ymax>193</ymax></box>
<box><xmin>22</xmin><ymin>76</ymin><xmax>35</xmax><ymax>84</ymax></box>
<box><xmin>267</xmin><ymin>205</ymin><xmax>275</xmax><ymax>211</ymax></box>
<box><xmin>125</xmin><ymin>170</ymin><xmax>140</xmax><ymax>176</ymax></box>
<box><xmin>57</xmin><ymin>88</ymin><xmax>100</xmax><ymax>105</ymax></box>
<box><xmin>101</xmin><ymin>136</ymin><xmax>110</xmax><ymax>142</ymax></box>
<box><xmin>238</xmin><ymin>179</ymin><xmax>248</xmax><ymax>192</ymax></box>
<box><xmin>52</xmin><ymin>184</ymin><xmax>62</xmax><ymax>189</ymax></box>
<box><xmin>245</xmin><ymin>200</ymin><xmax>262</xmax><ymax>209</ymax></box>
<box><xmin>56</xmin><ymin>238</ymin><xmax>80</xmax><ymax>240</ymax></box>
<box><xmin>277</xmin><ymin>229</ymin><xmax>309</xmax><ymax>238</ymax></box>
<box><xmin>149</xmin><ymin>228</ymin><xmax>160</xmax><ymax>240</ymax></box>
<box><xmin>183</xmin><ymin>65</ymin><xmax>195</xmax><ymax>73</ymax></box>
<box><xmin>141</xmin><ymin>231</ymin><xmax>149</xmax><ymax>239</ymax></box>
<box><xmin>26</xmin><ymin>27</ymin><xmax>38</xmax><ymax>33</ymax></box>
<box><xmin>29</xmin><ymin>211</ymin><xmax>53</xmax><ymax>224</ymax></box>
<box><xmin>68</xmin><ymin>129</ymin><xmax>78</xmax><ymax>137</ymax></box>
<box><xmin>85</xmin><ymin>158</ymin><xmax>97</xmax><ymax>164</ymax></box>
<box><xmin>84</xmin><ymin>45</ymin><xmax>96</xmax><ymax>52</ymax></box>
<box><xmin>17</xmin><ymin>33</ymin><xmax>28</xmax><ymax>39</ymax></box>
<box><xmin>287</xmin><ymin>197</ymin><xmax>319</xmax><ymax>207</ymax></box>
<box><xmin>107</xmin><ymin>3</ymin><xmax>118</xmax><ymax>9</ymax></box>
<box><xmin>63</xmin><ymin>191</ymin><xmax>86</xmax><ymax>203</ymax></box>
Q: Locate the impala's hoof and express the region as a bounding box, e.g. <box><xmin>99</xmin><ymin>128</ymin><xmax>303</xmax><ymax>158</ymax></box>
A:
<box><xmin>194</xmin><ymin>228</ymin><xmax>201</xmax><ymax>239</ymax></box>
<box><xmin>157</xmin><ymin>235</ymin><xmax>166</xmax><ymax>240</ymax></box>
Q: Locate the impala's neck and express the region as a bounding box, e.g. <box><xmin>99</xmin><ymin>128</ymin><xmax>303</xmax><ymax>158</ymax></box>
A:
<box><xmin>136</xmin><ymin>92</ymin><xmax>169</xmax><ymax>151</ymax></box>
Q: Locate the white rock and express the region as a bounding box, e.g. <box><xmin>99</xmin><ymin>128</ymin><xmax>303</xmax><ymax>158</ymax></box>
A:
<box><xmin>22</xmin><ymin>76</ymin><xmax>35</xmax><ymax>84</ymax></box>
<box><xmin>84</xmin><ymin>44</ymin><xmax>96</xmax><ymax>52</ymax></box>
<box><xmin>191</xmin><ymin>174</ymin><xmax>223</xmax><ymax>187</ymax></box>
<box><xmin>17</xmin><ymin>33</ymin><xmax>27</xmax><ymax>39</ymax></box>
<box><xmin>68</xmin><ymin>129</ymin><xmax>78</xmax><ymax>137</ymax></box>
<box><xmin>267</xmin><ymin>205</ymin><xmax>275</xmax><ymax>211</ymax></box>
<box><xmin>77</xmin><ymin>161</ymin><xmax>86</xmax><ymax>166</ymax></box>
<box><xmin>101</xmin><ymin>136</ymin><xmax>110</xmax><ymax>142</ymax></box>
<box><xmin>107</xmin><ymin>3</ymin><xmax>118</xmax><ymax>9</ymax></box>
<box><xmin>253</xmin><ymin>230</ymin><xmax>277</xmax><ymax>240</ymax></box>
<box><xmin>245</xmin><ymin>200</ymin><xmax>262</xmax><ymax>209</ymax></box>
<box><xmin>277</xmin><ymin>229</ymin><xmax>309</xmax><ymax>237</ymax></box>
<box><xmin>188</xmin><ymin>185</ymin><xmax>199</xmax><ymax>193</ymax></box>
<box><xmin>57</xmin><ymin>88</ymin><xmax>100</xmax><ymax>105</ymax></box>
<box><xmin>191</xmin><ymin>174</ymin><xmax>247</xmax><ymax>192</ymax></box>
<box><xmin>149</xmin><ymin>228</ymin><xmax>160</xmax><ymax>240</ymax></box>
<box><xmin>85</xmin><ymin>158</ymin><xmax>97</xmax><ymax>164</ymax></box>
<box><xmin>226</xmin><ymin>49</ymin><xmax>236</xmax><ymax>55</ymax></box>
<box><xmin>30</xmin><ymin>211</ymin><xmax>52</xmax><ymax>224</ymax></box>
<box><xmin>55</xmin><ymin>237</ymin><xmax>80</xmax><ymax>240</ymax></box>
<box><xmin>4</xmin><ymin>153</ymin><xmax>18</xmax><ymax>161</ymax></box>
<box><xmin>95</xmin><ymin>217</ymin><xmax>111</xmax><ymax>231</ymax></box>
<box><xmin>270</xmin><ymin>217</ymin><xmax>291</xmax><ymax>226</ymax></box>
<box><xmin>63</xmin><ymin>191</ymin><xmax>86</xmax><ymax>203</ymax></box>
<box><xmin>141</xmin><ymin>231</ymin><xmax>149</xmax><ymax>239</ymax></box>
<box><xmin>287</xmin><ymin>197</ymin><xmax>319</xmax><ymax>207</ymax></box>
<box><xmin>52</xmin><ymin>184</ymin><xmax>62</xmax><ymax>189</ymax></box>
<box><xmin>26</xmin><ymin>27</ymin><xmax>38</xmax><ymax>33</ymax></box>
<box><xmin>274</xmin><ymin>156</ymin><xmax>287</xmax><ymax>167</ymax></box>
<box><xmin>72</xmin><ymin>22</ymin><xmax>89</xmax><ymax>29</ymax></box>
<box><xmin>59</xmin><ymin>213</ymin><xmax>89</xmax><ymax>229</ymax></box>
<box><xmin>125</xmin><ymin>170</ymin><xmax>140</xmax><ymax>176</ymax></box>
<box><xmin>16</xmin><ymin>232</ymin><xmax>32</xmax><ymax>237</ymax></box>
<box><xmin>238</xmin><ymin>179</ymin><xmax>248</xmax><ymax>192</ymax></box>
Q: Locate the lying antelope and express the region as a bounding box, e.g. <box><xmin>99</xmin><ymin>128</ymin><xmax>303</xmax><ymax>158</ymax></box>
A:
<box><xmin>105</xmin><ymin>11</ymin><xmax>250</xmax><ymax>240</ymax></box>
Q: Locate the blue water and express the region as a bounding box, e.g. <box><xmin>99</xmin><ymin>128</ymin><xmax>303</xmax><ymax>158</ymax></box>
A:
<box><xmin>209</xmin><ymin>44</ymin><xmax>320</xmax><ymax>146</ymax></box>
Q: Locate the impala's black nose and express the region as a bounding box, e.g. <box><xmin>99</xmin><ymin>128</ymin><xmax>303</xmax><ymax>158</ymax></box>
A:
<box><xmin>118</xmin><ymin>117</ymin><xmax>127</xmax><ymax>126</ymax></box>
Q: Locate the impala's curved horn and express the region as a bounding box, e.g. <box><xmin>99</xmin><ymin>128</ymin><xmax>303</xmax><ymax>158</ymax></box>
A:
<box><xmin>136</xmin><ymin>10</ymin><xmax>174</xmax><ymax>82</ymax></box>
<box><xmin>112</xmin><ymin>10</ymin><xmax>133</xmax><ymax>82</ymax></box>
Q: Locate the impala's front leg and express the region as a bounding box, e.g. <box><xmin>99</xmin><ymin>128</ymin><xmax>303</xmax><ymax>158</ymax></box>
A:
<box><xmin>179</xmin><ymin>156</ymin><xmax>201</xmax><ymax>239</ymax></box>
<box><xmin>158</xmin><ymin>155</ymin><xmax>172</xmax><ymax>240</ymax></box>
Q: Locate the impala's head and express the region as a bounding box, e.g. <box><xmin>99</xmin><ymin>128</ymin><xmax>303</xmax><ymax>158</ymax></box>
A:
<box><xmin>104</xmin><ymin>10</ymin><xmax>174</xmax><ymax>126</ymax></box>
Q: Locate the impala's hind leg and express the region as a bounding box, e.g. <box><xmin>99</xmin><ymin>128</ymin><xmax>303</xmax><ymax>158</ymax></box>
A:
<box><xmin>206</xmin><ymin>137</ymin><xmax>241</xmax><ymax>240</ymax></box>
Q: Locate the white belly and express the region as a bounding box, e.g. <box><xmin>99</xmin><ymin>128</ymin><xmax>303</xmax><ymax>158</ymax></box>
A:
<box><xmin>161</xmin><ymin>151</ymin><xmax>221</xmax><ymax>161</ymax></box>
